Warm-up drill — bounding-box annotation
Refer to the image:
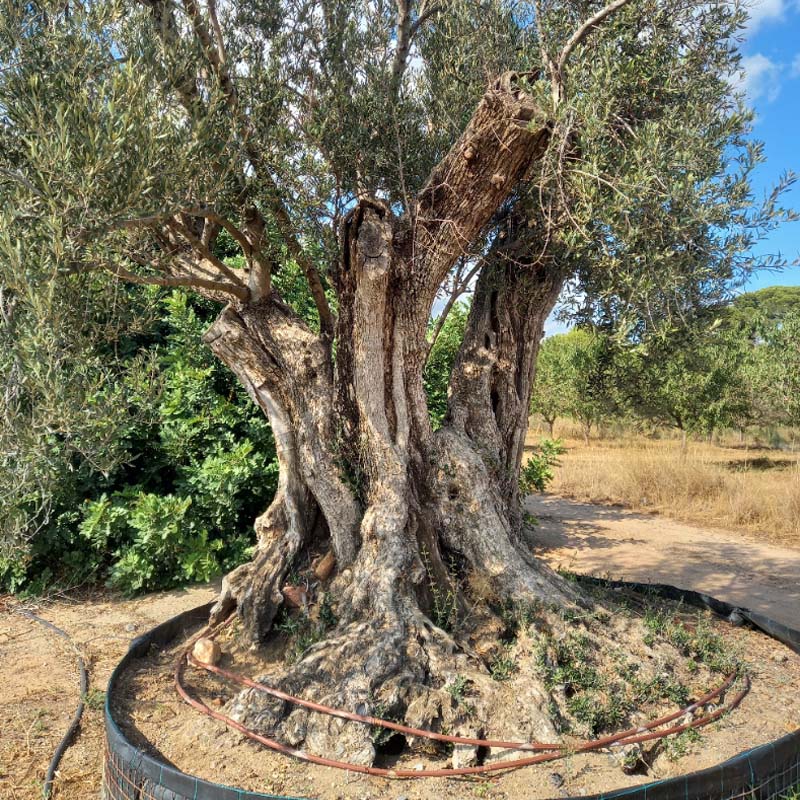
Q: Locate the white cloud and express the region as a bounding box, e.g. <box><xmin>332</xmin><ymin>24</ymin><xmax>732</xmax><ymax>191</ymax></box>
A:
<box><xmin>744</xmin><ymin>0</ymin><xmax>786</xmax><ymax>33</ymax></box>
<box><xmin>792</xmin><ymin>53</ymin><xmax>800</xmax><ymax>77</ymax></box>
<box><xmin>736</xmin><ymin>53</ymin><xmax>783</xmax><ymax>103</ymax></box>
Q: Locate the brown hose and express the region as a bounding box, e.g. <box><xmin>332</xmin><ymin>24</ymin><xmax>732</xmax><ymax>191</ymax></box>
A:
<box><xmin>173</xmin><ymin>617</ymin><xmax>749</xmax><ymax>778</ymax></box>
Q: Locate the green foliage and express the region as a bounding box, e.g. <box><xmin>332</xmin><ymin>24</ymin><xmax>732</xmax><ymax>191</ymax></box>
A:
<box><xmin>642</xmin><ymin>607</ymin><xmax>741</xmax><ymax>674</ymax></box>
<box><xmin>725</xmin><ymin>286</ymin><xmax>800</xmax><ymax>333</ymax></box>
<box><xmin>534</xmin><ymin>304</ymin><xmax>800</xmax><ymax>443</ymax></box>
<box><xmin>612</xmin><ymin>323</ymin><xmax>750</xmax><ymax>438</ymax></box>
<box><xmin>661</xmin><ymin>728</ymin><xmax>701</xmax><ymax>762</ymax></box>
<box><xmin>536</xmin><ymin>632</ymin><xmax>602</xmax><ymax>692</ymax></box>
<box><xmin>746</xmin><ymin>311</ymin><xmax>800</xmax><ymax>430</ymax></box>
<box><xmin>531</xmin><ymin>329</ymin><xmax>617</xmax><ymax>440</ymax></box>
<box><xmin>274</xmin><ymin>604</ymin><xmax>338</xmax><ymax>664</ymax></box>
<box><xmin>424</xmin><ymin>303</ymin><xmax>469</xmax><ymax>429</ymax></box>
<box><xmin>566</xmin><ymin>690</ymin><xmax>628</xmax><ymax>737</ymax></box>
<box><xmin>446</xmin><ymin>674</ymin><xmax>470</xmax><ymax>704</ymax></box>
<box><xmin>519</xmin><ymin>438</ymin><xmax>566</xmax><ymax>494</ymax></box>
<box><xmin>2</xmin><ymin>290</ymin><xmax>277</xmax><ymax>594</ymax></box>
<box><xmin>82</xmin><ymin>688</ymin><xmax>107</xmax><ymax>712</ymax></box>
<box><xmin>529</xmin><ymin>337</ymin><xmax>568</xmax><ymax>434</ymax></box>
<box><xmin>489</xmin><ymin>644</ymin><xmax>517</xmax><ymax>681</ymax></box>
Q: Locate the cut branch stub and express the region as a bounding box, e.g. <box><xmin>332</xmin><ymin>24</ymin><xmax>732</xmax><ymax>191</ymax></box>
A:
<box><xmin>412</xmin><ymin>71</ymin><xmax>551</xmax><ymax>299</ymax></box>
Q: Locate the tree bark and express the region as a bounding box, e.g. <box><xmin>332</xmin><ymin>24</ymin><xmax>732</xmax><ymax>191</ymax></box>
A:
<box><xmin>200</xmin><ymin>74</ymin><xmax>589</xmax><ymax>764</ymax></box>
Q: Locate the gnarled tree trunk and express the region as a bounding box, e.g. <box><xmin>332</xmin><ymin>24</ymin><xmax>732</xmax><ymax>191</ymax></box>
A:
<box><xmin>200</xmin><ymin>73</ymin><xmax>588</xmax><ymax>764</ymax></box>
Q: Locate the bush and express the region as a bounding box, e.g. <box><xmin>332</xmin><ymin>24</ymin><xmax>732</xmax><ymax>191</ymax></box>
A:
<box><xmin>2</xmin><ymin>290</ymin><xmax>277</xmax><ymax>594</ymax></box>
<box><xmin>519</xmin><ymin>438</ymin><xmax>566</xmax><ymax>494</ymax></box>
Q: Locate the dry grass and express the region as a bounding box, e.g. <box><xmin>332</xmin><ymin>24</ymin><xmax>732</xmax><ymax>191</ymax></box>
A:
<box><xmin>526</xmin><ymin>422</ymin><xmax>800</xmax><ymax>549</ymax></box>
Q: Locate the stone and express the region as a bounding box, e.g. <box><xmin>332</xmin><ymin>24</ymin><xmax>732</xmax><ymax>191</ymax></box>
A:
<box><xmin>192</xmin><ymin>637</ymin><xmax>222</xmax><ymax>666</ymax></box>
<box><xmin>313</xmin><ymin>550</ymin><xmax>337</xmax><ymax>581</ymax></box>
<box><xmin>772</xmin><ymin>651</ymin><xmax>789</xmax><ymax>663</ymax></box>
<box><xmin>549</xmin><ymin>772</ymin><xmax>565</xmax><ymax>788</ymax></box>
<box><xmin>451</xmin><ymin>743</ymin><xmax>480</xmax><ymax>769</ymax></box>
<box><xmin>282</xmin><ymin>584</ymin><xmax>308</xmax><ymax>609</ymax></box>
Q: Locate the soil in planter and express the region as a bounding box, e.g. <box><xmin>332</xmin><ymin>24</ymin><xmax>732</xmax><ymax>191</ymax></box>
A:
<box><xmin>113</xmin><ymin>586</ymin><xmax>800</xmax><ymax>800</ymax></box>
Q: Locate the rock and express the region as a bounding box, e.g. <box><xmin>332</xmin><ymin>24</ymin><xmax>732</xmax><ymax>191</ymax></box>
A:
<box><xmin>281</xmin><ymin>708</ymin><xmax>309</xmax><ymax>746</ymax></box>
<box><xmin>192</xmin><ymin>637</ymin><xmax>222</xmax><ymax>666</ymax></box>
<box><xmin>304</xmin><ymin>716</ymin><xmax>375</xmax><ymax>766</ymax></box>
<box><xmin>549</xmin><ymin>772</ymin><xmax>565</xmax><ymax>788</ymax></box>
<box><xmin>282</xmin><ymin>584</ymin><xmax>308</xmax><ymax>609</ymax></box>
<box><xmin>728</xmin><ymin>610</ymin><xmax>745</xmax><ymax>627</ymax></box>
<box><xmin>772</xmin><ymin>651</ymin><xmax>789</xmax><ymax>663</ymax></box>
<box><xmin>313</xmin><ymin>550</ymin><xmax>337</xmax><ymax>581</ymax></box>
<box><xmin>617</xmin><ymin>743</ymin><xmax>644</xmax><ymax>775</ymax></box>
<box><xmin>228</xmin><ymin>684</ymin><xmax>286</xmax><ymax>731</ymax></box>
<box><xmin>451</xmin><ymin>743</ymin><xmax>480</xmax><ymax>769</ymax></box>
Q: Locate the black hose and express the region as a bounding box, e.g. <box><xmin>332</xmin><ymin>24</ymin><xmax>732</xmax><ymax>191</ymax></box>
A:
<box><xmin>19</xmin><ymin>609</ymin><xmax>88</xmax><ymax>799</ymax></box>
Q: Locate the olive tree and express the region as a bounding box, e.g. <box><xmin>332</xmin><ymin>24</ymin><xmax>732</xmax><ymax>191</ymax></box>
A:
<box><xmin>0</xmin><ymin>0</ymin><xmax>790</xmax><ymax>763</ymax></box>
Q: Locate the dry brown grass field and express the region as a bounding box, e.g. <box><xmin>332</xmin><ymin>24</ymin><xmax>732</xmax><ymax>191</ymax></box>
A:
<box><xmin>526</xmin><ymin>421</ymin><xmax>800</xmax><ymax>550</ymax></box>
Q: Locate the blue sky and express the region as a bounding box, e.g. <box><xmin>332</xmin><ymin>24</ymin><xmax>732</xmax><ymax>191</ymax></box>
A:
<box><xmin>545</xmin><ymin>1</ymin><xmax>800</xmax><ymax>334</ymax></box>
<box><xmin>735</xmin><ymin>0</ymin><xmax>800</xmax><ymax>290</ymax></box>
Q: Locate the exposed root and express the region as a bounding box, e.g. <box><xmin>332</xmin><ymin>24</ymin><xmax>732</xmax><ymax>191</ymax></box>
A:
<box><xmin>205</xmin><ymin>558</ymin><xmax>747</xmax><ymax>770</ymax></box>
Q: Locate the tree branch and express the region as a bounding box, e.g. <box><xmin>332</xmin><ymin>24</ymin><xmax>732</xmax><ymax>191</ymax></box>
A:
<box><xmin>549</xmin><ymin>0</ymin><xmax>634</xmax><ymax>105</ymax></box>
<box><xmin>109</xmin><ymin>261</ymin><xmax>249</xmax><ymax>301</ymax></box>
<box><xmin>427</xmin><ymin>259</ymin><xmax>481</xmax><ymax>354</ymax></box>
<box><xmin>557</xmin><ymin>0</ymin><xmax>633</xmax><ymax>73</ymax></box>
<box><xmin>165</xmin><ymin>215</ymin><xmax>250</xmax><ymax>289</ymax></box>
<box><xmin>411</xmin><ymin>71</ymin><xmax>551</xmax><ymax>300</ymax></box>
<box><xmin>262</xmin><ymin>186</ymin><xmax>336</xmax><ymax>341</ymax></box>
<box><xmin>391</xmin><ymin>0</ymin><xmax>413</xmax><ymax>92</ymax></box>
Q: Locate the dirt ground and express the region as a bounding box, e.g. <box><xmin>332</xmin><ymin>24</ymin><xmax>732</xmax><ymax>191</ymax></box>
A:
<box><xmin>114</xmin><ymin>595</ymin><xmax>800</xmax><ymax>800</ymax></box>
<box><xmin>2</xmin><ymin>499</ymin><xmax>800</xmax><ymax>800</ymax></box>
<box><xmin>525</xmin><ymin>494</ymin><xmax>800</xmax><ymax>630</ymax></box>
<box><xmin>0</xmin><ymin>585</ymin><xmax>219</xmax><ymax>799</ymax></box>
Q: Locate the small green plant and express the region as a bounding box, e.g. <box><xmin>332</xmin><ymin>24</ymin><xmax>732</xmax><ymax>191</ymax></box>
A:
<box><xmin>82</xmin><ymin>688</ymin><xmax>106</xmax><ymax>711</ymax></box>
<box><xmin>489</xmin><ymin>644</ymin><xmax>517</xmax><ymax>681</ymax></box>
<box><xmin>421</xmin><ymin>547</ymin><xmax>459</xmax><ymax>632</ymax></box>
<box><xmin>567</xmin><ymin>690</ymin><xmax>628</xmax><ymax>736</ymax></box>
<box><xmin>274</xmin><ymin>602</ymin><xmax>336</xmax><ymax>663</ymax></box>
<box><xmin>536</xmin><ymin>632</ymin><xmax>601</xmax><ymax>692</ymax></box>
<box><xmin>662</xmin><ymin>728</ymin><xmax>701</xmax><ymax>762</ymax></box>
<box><xmin>447</xmin><ymin>674</ymin><xmax>470</xmax><ymax>704</ymax></box>
<box><xmin>630</xmin><ymin>671</ymin><xmax>690</xmax><ymax>706</ymax></box>
<box><xmin>318</xmin><ymin>593</ymin><xmax>337</xmax><ymax>628</ymax></box>
<box><xmin>369</xmin><ymin>701</ymin><xmax>399</xmax><ymax>747</ymax></box>
<box><xmin>641</xmin><ymin>605</ymin><xmax>741</xmax><ymax>674</ymax></box>
<box><xmin>499</xmin><ymin>598</ymin><xmax>543</xmax><ymax>638</ymax></box>
<box><xmin>519</xmin><ymin>438</ymin><xmax>566</xmax><ymax>494</ymax></box>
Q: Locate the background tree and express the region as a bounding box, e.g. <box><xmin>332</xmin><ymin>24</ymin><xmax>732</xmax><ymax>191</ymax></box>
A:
<box><xmin>424</xmin><ymin>303</ymin><xmax>470</xmax><ymax>429</ymax></box>
<box><xmin>724</xmin><ymin>286</ymin><xmax>800</xmax><ymax>333</ymax></box>
<box><xmin>531</xmin><ymin>328</ymin><xmax>616</xmax><ymax>442</ymax></box>
<box><xmin>611</xmin><ymin>324</ymin><xmax>749</xmax><ymax>446</ymax></box>
<box><xmin>1</xmin><ymin>0</ymin><xmax>792</xmax><ymax>763</ymax></box>
<box><xmin>529</xmin><ymin>333</ymin><xmax>568</xmax><ymax>436</ymax></box>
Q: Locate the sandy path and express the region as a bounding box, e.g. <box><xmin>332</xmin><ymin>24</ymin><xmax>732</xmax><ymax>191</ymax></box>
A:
<box><xmin>526</xmin><ymin>494</ymin><xmax>800</xmax><ymax>629</ymax></box>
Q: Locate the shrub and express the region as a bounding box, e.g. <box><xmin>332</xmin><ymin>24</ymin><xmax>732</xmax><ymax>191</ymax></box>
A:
<box><xmin>519</xmin><ymin>438</ymin><xmax>566</xmax><ymax>494</ymax></box>
<box><xmin>2</xmin><ymin>290</ymin><xmax>277</xmax><ymax>594</ymax></box>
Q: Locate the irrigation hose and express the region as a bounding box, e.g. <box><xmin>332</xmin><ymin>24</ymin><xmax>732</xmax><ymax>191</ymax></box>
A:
<box><xmin>174</xmin><ymin>616</ymin><xmax>750</xmax><ymax>779</ymax></box>
<box><xmin>18</xmin><ymin>609</ymin><xmax>88</xmax><ymax>799</ymax></box>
